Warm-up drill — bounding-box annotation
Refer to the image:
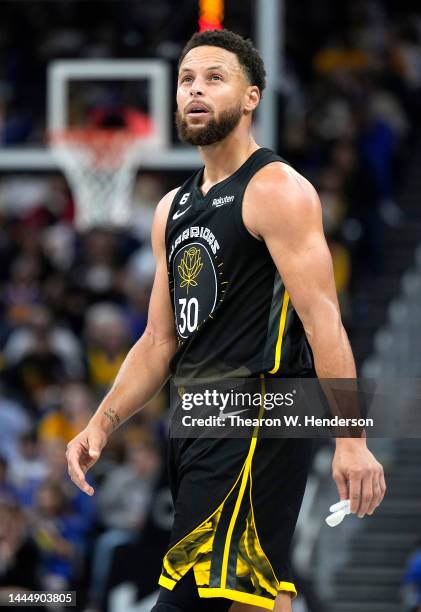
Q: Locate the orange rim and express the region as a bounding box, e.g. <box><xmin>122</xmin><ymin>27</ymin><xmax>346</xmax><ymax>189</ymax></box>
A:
<box><xmin>50</xmin><ymin>128</ymin><xmax>142</xmax><ymax>168</ymax></box>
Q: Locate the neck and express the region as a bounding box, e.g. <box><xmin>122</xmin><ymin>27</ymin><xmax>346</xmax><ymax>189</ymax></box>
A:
<box><xmin>198</xmin><ymin>126</ymin><xmax>259</xmax><ymax>189</ymax></box>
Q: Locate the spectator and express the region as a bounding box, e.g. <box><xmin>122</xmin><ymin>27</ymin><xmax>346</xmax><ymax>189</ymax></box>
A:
<box><xmin>39</xmin><ymin>382</ymin><xmax>95</xmax><ymax>445</ymax></box>
<box><xmin>4</xmin><ymin>326</ymin><xmax>67</xmax><ymax>413</ymax></box>
<box><xmin>2</xmin><ymin>256</ymin><xmax>41</xmax><ymax>327</ymax></box>
<box><xmin>88</xmin><ymin>430</ymin><xmax>161</xmax><ymax>608</ymax></box>
<box><xmin>355</xmin><ymin>101</ymin><xmax>403</xmax><ymax>226</ymax></box>
<box><xmin>9</xmin><ymin>431</ymin><xmax>48</xmax><ymax>508</ymax></box>
<box><xmin>84</xmin><ymin>302</ymin><xmax>131</xmax><ymax>391</ymax></box>
<box><xmin>3</xmin><ymin>304</ymin><xmax>84</xmax><ymax>379</ymax></box>
<box><xmin>97</xmin><ymin>429</ymin><xmax>161</xmax><ymax>530</ymax></box>
<box><xmin>402</xmin><ymin>539</ymin><xmax>421</xmax><ymax>612</ymax></box>
<box><xmin>120</xmin><ymin>261</ymin><xmax>154</xmax><ymax>342</ymax></box>
<box><xmin>318</xmin><ymin>166</ymin><xmax>347</xmax><ymax>236</ymax></box>
<box><xmin>0</xmin><ymin>457</ymin><xmax>18</xmax><ymax>504</ymax></box>
<box><xmin>39</xmin><ymin>438</ymin><xmax>97</xmax><ymax>530</ymax></box>
<box><xmin>131</xmin><ymin>174</ymin><xmax>166</xmax><ymax>242</ymax></box>
<box><xmin>31</xmin><ymin>481</ymin><xmax>86</xmax><ymax>590</ymax></box>
<box><xmin>0</xmin><ymin>501</ymin><xmax>42</xmax><ymax>592</ymax></box>
<box><xmin>0</xmin><ymin>389</ymin><xmax>31</xmax><ymax>462</ymax></box>
<box><xmin>70</xmin><ymin>229</ymin><xmax>124</xmax><ymax>302</ymax></box>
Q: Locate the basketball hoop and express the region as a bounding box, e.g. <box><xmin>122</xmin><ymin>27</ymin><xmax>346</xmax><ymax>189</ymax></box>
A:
<box><xmin>50</xmin><ymin>128</ymin><xmax>151</xmax><ymax>230</ymax></box>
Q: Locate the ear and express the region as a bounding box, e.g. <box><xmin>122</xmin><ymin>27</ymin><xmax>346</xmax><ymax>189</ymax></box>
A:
<box><xmin>243</xmin><ymin>85</ymin><xmax>260</xmax><ymax>114</ymax></box>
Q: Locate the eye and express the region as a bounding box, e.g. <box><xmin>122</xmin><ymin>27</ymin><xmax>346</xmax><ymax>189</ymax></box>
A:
<box><xmin>210</xmin><ymin>74</ymin><xmax>222</xmax><ymax>81</ymax></box>
<box><xmin>181</xmin><ymin>75</ymin><xmax>193</xmax><ymax>83</ymax></box>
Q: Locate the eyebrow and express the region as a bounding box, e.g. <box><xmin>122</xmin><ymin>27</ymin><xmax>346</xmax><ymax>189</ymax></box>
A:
<box><xmin>179</xmin><ymin>64</ymin><xmax>227</xmax><ymax>73</ymax></box>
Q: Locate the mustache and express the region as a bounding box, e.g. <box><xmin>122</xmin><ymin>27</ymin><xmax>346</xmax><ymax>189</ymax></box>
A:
<box><xmin>175</xmin><ymin>103</ymin><xmax>243</xmax><ymax>147</ymax></box>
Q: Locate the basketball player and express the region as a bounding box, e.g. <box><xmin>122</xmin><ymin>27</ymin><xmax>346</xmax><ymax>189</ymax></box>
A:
<box><xmin>66</xmin><ymin>30</ymin><xmax>386</xmax><ymax>612</ymax></box>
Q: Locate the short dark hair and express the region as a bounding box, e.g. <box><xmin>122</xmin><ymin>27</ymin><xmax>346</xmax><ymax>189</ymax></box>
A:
<box><xmin>179</xmin><ymin>29</ymin><xmax>266</xmax><ymax>96</ymax></box>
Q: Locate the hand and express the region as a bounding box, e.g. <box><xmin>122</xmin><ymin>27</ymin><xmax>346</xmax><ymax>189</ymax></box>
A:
<box><xmin>332</xmin><ymin>439</ymin><xmax>386</xmax><ymax>517</ymax></box>
<box><xmin>66</xmin><ymin>424</ymin><xmax>108</xmax><ymax>496</ymax></box>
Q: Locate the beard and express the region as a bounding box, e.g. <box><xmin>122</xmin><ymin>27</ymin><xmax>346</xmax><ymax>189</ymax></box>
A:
<box><xmin>176</xmin><ymin>102</ymin><xmax>243</xmax><ymax>146</ymax></box>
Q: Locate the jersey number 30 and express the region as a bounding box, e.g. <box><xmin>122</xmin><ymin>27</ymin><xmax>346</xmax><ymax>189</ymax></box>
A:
<box><xmin>178</xmin><ymin>298</ymin><xmax>199</xmax><ymax>334</ymax></box>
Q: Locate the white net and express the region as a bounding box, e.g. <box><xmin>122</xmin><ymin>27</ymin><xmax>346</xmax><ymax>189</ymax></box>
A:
<box><xmin>51</xmin><ymin>129</ymin><xmax>148</xmax><ymax>230</ymax></box>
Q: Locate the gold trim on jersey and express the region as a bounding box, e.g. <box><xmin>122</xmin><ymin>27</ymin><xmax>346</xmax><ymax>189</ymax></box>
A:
<box><xmin>197</xmin><ymin>585</ymin><xmax>297</xmax><ymax>609</ymax></box>
<box><xmin>268</xmin><ymin>290</ymin><xmax>290</xmax><ymax>374</ymax></box>
<box><xmin>159</xmin><ymin>458</ymin><xmax>248</xmax><ymax>586</ymax></box>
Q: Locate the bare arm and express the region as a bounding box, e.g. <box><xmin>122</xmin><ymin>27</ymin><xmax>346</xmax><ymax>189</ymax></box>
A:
<box><xmin>244</xmin><ymin>163</ymin><xmax>386</xmax><ymax>516</ymax></box>
<box><xmin>66</xmin><ymin>188</ymin><xmax>178</xmax><ymax>495</ymax></box>
<box><xmin>245</xmin><ymin>164</ymin><xmax>353</xmax><ymax>378</ymax></box>
<box><xmin>90</xmin><ymin>189</ymin><xmax>178</xmax><ymax>434</ymax></box>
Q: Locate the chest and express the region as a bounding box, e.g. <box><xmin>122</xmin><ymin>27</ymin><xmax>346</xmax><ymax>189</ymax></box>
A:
<box><xmin>166</xmin><ymin>185</ymin><xmax>240</xmax><ymax>264</ymax></box>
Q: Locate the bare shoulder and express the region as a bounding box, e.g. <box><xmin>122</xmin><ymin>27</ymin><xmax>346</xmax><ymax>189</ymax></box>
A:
<box><xmin>151</xmin><ymin>187</ymin><xmax>180</xmax><ymax>251</ymax></box>
<box><xmin>244</xmin><ymin>161</ymin><xmax>321</xmax><ymax>238</ymax></box>
<box><xmin>248</xmin><ymin>161</ymin><xmax>319</xmax><ymax>206</ymax></box>
<box><xmin>154</xmin><ymin>187</ymin><xmax>180</xmax><ymax>226</ymax></box>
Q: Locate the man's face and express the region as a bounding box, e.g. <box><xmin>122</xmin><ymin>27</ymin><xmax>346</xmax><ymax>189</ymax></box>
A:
<box><xmin>176</xmin><ymin>45</ymin><xmax>250</xmax><ymax>146</ymax></box>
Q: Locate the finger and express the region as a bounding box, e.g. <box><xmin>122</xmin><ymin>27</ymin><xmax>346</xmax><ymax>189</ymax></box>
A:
<box><xmin>67</xmin><ymin>448</ymin><xmax>94</xmax><ymax>496</ymax></box>
<box><xmin>68</xmin><ymin>463</ymin><xmax>93</xmax><ymax>495</ymax></box>
<box><xmin>358</xmin><ymin>474</ymin><xmax>373</xmax><ymax>517</ymax></box>
<box><xmin>68</xmin><ymin>461</ymin><xmax>93</xmax><ymax>495</ymax></box>
<box><xmin>87</xmin><ymin>433</ymin><xmax>105</xmax><ymax>463</ymax></box>
<box><xmin>373</xmin><ymin>468</ymin><xmax>385</xmax><ymax>509</ymax></box>
<box><xmin>80</xmin><ymin>452</ymin><xmax>98</xmax><ymax>472</ymax></box>
<box><xmin>349</xmin><ymin>476</ymin><xmax>362</xmax><ymax>514</ymax></box>
<box><xmin>333</xmin><ymin>471</ymin><xmax>349</xmax><ymax>502</ymax></box>
<box><xmin>379</xmin><ymin>469</ymin><xmax>387</xmax><ymax>503</ymax></box>
<box><xmin>368</xmin><ymin>478</ymin><xmax>381</xmax><ymax>515</ymax></box>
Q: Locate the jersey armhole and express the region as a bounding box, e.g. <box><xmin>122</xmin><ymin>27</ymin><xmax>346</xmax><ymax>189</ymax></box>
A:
<box><xmin>232</xmin><ymin>151</ymin><xmax>289</xmax><ymax>245</ymax></box>
<box><xmin>232</xmin><ymin>193</ymin><xmax>264</xmax><ymax>244</ymax></box>
<box><xmin>164</xmin><ymin>185</ymin><xmax>184</xmax><ymax>253</ymax></box>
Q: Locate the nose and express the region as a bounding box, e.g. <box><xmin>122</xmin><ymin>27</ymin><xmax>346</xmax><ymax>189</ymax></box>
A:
<box><xmin>189</xmin><ymin>76</ymin><xmax>204</xmax><ymax>97</ymax></box>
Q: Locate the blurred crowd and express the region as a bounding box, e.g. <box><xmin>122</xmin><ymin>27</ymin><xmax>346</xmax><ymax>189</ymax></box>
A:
<box><xmin>281</xmin><ymin>1</ymin><xmax>421</xmax><ymax>318</ymax></box>
<box><xmin>0</xmin><ymin>172</ymin><xmax>170</xmax><ymax>608</ymax></box>
<box><xmin>0</xmin><ymin>0</ymin><xmax>421</xmax><ymax>609</ymax></box>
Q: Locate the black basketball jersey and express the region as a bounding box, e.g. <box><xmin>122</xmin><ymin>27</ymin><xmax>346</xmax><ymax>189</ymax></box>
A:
<box><xmin>165</xmin><ymin>147</ymin><xmax>314</xmax><ymax>379</ymax></box>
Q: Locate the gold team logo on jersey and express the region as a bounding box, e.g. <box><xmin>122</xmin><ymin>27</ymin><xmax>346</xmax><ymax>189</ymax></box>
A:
<box><xmin>178</xmin><ymin>246</ymin><xmax>203</xmax><ymax>293</ymax></box>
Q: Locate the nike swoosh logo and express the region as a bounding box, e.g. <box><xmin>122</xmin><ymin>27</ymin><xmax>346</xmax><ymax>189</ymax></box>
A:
<box><xmin>173</xmin><ymin>205</ymin><xmax>192</xmax><ymax>220</ymax></box>
<box><xmin>218</xmin><ymin>408</ymin><xmax>249</xmax><ymax>420</ymax></box>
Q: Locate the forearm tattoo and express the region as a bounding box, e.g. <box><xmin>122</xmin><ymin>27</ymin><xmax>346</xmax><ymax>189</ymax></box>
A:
<box><xmin>103</xmin><ymin>406</ymin><xmax>121</xmax><ymax>430</ymax></box>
